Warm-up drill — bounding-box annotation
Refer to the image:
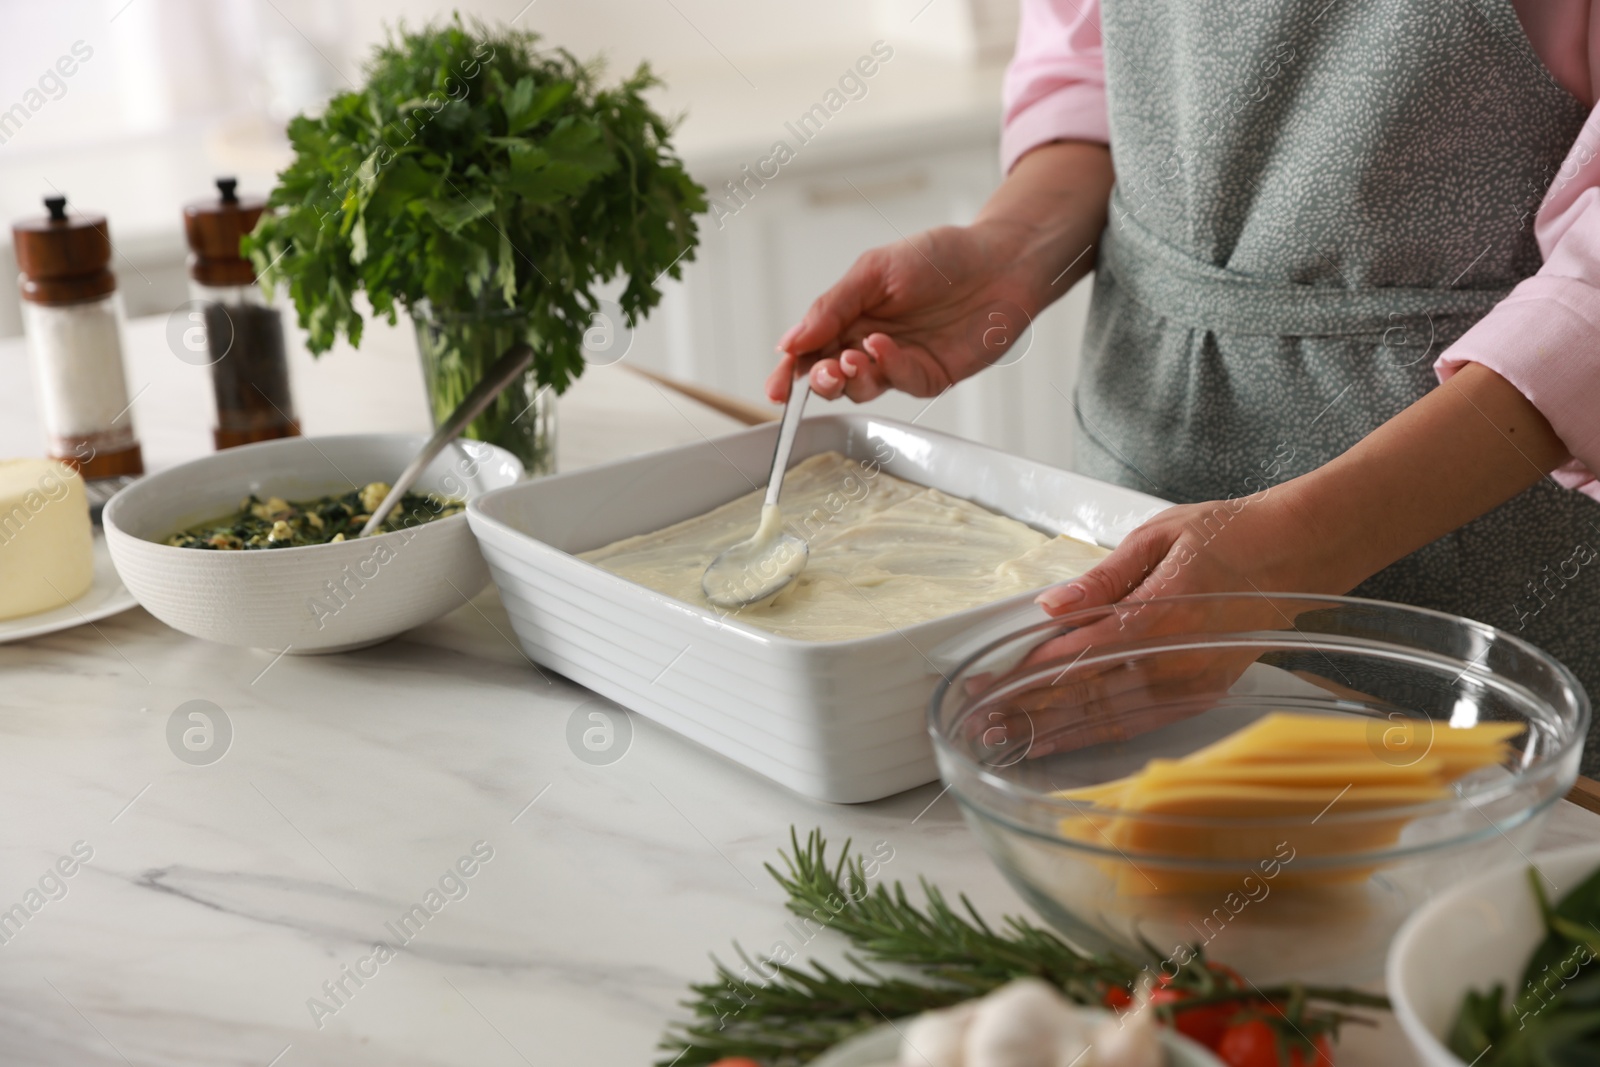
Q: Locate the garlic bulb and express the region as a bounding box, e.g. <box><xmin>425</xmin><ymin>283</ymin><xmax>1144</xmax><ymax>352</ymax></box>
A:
<box><xmin>960</xmin><ymin>979</ymin><xmax>1100</xmax><ymax>1067</ymax></box>
<box><xmin>1089</xmin><ymin>1011</ymin><xmax>1162</xmax><ymax>1067</ymax></box>
<box><xmin>895</xmin><ymin>979</ymin><xmax>1162</xmax><ymax>1067</ymax></box>
<box><xmin>900</xmin><ymin>999</ymin><xmax>978</xmax><ymax>1067</ymax></box>
<box><xmin>962</xmin><ymin>980</ymin><xmax>1079</xmax><ymax>1067</ymax></box>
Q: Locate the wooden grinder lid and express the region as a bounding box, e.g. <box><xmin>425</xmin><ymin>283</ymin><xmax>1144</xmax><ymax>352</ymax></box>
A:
<box><xmin>183</xmin><ymin>178</ymin><xmax>267</xmax><ymax>287</ymax></box>
<box><xmin>11</xmin><ymin>196</ymin><xmax>116</xmax><ymax>305</ymax></box>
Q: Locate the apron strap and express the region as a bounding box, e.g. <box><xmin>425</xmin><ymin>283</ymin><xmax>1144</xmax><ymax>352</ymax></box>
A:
<box><xmin>1100</xmin><ymin>191</ymin><xmax>1510</xmax><ymax>339</ymax></box>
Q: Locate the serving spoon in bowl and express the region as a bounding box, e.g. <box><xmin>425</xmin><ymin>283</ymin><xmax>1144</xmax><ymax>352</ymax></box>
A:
<box><xmin>701</xmin><ymin>373</ymin><xmax>812</xmax><ymax>609</ymax></box>
<box><xmin>358</xmin><ymin>342</ymin><xmax>536</xmax><ymax>538</ymax></box>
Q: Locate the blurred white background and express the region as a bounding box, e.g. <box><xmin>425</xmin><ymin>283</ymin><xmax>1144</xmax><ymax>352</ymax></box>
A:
<box><xmin>0</xmin><ymin>0</ymin><xmax>1096</xmax><ymax>466</ymax></box>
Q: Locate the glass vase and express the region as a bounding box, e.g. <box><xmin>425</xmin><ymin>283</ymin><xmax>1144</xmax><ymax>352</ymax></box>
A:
<box><xmin>412</xmin><ymin>304</ymin><xmax>555</xmax><ymax>477</ymax></box>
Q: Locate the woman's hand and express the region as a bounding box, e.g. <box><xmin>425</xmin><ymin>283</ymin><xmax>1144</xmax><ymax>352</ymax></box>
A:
<box><xmin>767</xmin><ymin>141</ymin><xmax>1115</xmax><ymax>403</ymax></box>
<box><xmin>766</xmin><ymin>222</ymin><xmax>1033</xmax><ymax>403</ymax></box>
<box><xmin>1034</xmin><ymin>492</ymin><xmax>1337</xmax><ymax>619</ymax></box>
<box><xmin>998</xmin><ymin>494</ymin><xmax>1331</xmax><ymax>756</ymax></box>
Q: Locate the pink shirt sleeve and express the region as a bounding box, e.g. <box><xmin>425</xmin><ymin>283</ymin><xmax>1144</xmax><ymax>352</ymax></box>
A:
<box><xmin>1433</xmin><ymin>0</ymin><xmax>1600</xmax><ymax>500</ymax></box>
<box><xmin>1434</xmin><ymin>108</ymin><xmax>1600</xmax><ymax>501</ymax></box>
<box><xmin>1000</xmin><ymin>0</ymin><xmax>1110</xmax><ymax>174</ymax></box>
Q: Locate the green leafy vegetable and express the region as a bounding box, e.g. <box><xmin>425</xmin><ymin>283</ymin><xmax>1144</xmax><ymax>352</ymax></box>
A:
<box><xmin>165</xmin><ymin>486</ymin><xmax>458</xmax><ymax>549</ymax></box>
<box><xmin>244</xmin><ymin>15</ymin><xmax>707</xmax><ymax>399</ymax></box>
<box><xmin>1449</xmin><ymin>865</ymin><xmax>1600</xmax><ymax>1066</ymax></box>
<box><xmin>1527</xmin><ymin>860</ymin><xmax>1600</xmax><ymax>979</ymax></box>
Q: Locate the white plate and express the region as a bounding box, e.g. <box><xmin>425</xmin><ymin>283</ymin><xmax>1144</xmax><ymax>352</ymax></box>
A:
<box><xmin>0</xmin><ymin>531</ymin><xmax>138</xmax><ymax>643</ymax></box>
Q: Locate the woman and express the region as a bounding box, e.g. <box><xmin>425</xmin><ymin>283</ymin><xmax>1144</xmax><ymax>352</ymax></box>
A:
<box><xmin>767</xmin><ymin>0</ymin><xmax>1600</xmax><ymax>768</ymax></box>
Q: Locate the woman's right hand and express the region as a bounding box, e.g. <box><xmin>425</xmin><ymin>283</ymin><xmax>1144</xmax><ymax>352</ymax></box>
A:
<box><xmin>765</xmin><ymin>140</ymin><xmax>1116</xmax><ymax>404</ymax></box>
<box><xmin>765</xmin><ymin>221</ymin><xmax>1037</xmax><ymax>403</ymax></box>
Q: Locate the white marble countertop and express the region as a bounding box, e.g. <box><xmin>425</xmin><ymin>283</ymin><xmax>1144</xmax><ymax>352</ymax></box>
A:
<box><xmin>1</xmin><ymin>315</ymin><xmax>1598</xmax><ymax>1065</ymax></box>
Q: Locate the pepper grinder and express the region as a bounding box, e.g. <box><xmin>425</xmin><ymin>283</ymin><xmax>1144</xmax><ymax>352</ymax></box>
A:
<box><xmin>12</xmin><ymin>195</ymin><xmax>145</xmax><ymax>482</ymax></box>
<box><xmin>182</xmin><ymin>177</ymin><xmax>300</xmax><ymax>450</ymax></box>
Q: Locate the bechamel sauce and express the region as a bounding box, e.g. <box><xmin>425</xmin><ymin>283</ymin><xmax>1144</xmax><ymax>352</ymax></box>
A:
<box><xmin>580</xmin><ymin>453</ymin><xmax>1108</xmax><ymax>642</ymax></box>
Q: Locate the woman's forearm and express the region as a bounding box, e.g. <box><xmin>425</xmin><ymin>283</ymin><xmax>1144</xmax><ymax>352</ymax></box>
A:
<box><xmin>972</xmin><ymin>141</ymin><xmax>1115</xmax><ymax>316</ymax></box>
<box><xmin>1278</xmin><ymin>362</ymin><xmax>1574</xmax><ymax>593</ymax></box>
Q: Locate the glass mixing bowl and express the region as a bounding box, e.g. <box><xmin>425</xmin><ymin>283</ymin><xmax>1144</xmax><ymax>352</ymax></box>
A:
<box><xmin>928</xmin><ymin>594</ymin><xmax>1589</xmax><ymax>985</ymax></box>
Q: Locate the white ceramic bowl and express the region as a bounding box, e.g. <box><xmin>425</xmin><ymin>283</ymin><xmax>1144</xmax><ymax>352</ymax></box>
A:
<box><xmin>468</xmin><ymin>413</ymin><xmax>1169</xmax><ymax>802</ymax></box>
<box><xmin>104</xmin><ymin>434</ymin><xmax>523</xmax><ymax>653</ymax></box>
<box><xmin>1387</xmin><ymin>843</ymin><xmax>1600</xmax><ymax>1067</ymax></box>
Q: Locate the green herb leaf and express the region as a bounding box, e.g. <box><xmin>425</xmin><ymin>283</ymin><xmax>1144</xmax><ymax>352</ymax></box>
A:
<box><xmin>1452</xmin><ymin>864</ymin><xmax>1600</xmax><ymax>1067</ymax></box>
<box><xmin>502</xmin><ymin>77</ymin><xmax>573</xmax><ymax>134</ymax></box>
<box><xmin>1447</xmin><ymin>985</ymin><xmax>1506</xmax><ymax>1063</ymax></box>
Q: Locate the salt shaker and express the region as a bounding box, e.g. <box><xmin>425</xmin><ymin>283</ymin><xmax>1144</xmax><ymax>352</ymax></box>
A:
<box><xmin>182</xmin><ymin>177</ymin><xmax>299</xmax><ymax>449</ymax></box>
<box><xmin>12</xmin><ymin>195</ymin><xmax>144</xmax><ymax>480</ymax></box>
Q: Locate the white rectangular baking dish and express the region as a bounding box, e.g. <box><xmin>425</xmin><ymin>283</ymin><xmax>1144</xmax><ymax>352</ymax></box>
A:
<box><xmin>468</xmin><ymin>414</ymin><xmax>1169</xmax><ymax>802</ymax></box>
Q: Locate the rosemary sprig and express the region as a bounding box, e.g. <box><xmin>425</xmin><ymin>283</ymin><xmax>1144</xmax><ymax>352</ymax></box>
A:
<box><xmin>671</xmin><ymin>955</ymin><xmax>977</xmax><ymax>1062</ymax></box>
<box><xmin>659</xmin><ymin>829</ymin><xmax>1390</xmax><ymax>1067</ymax></box>
<box><xmin>767</xmin><ymin>827</ymin><xmax>1135</xmax><ymax>998</ymax></box>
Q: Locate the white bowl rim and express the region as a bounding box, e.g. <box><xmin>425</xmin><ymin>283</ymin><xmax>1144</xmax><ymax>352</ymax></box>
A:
<box><xmin>104</xmin><ymin>433</ymin><xmax>522</xmax><ymax>556</ymax></box>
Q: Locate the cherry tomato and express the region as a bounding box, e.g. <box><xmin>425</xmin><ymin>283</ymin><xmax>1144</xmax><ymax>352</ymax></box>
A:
<box><xmin>1102</xmin><ymin>985</ymin><xmax>1135</xmax><ymax>1010</ymax></box>
<box><xmin>1150</xmin><ymin>987</ymin><xmax>1243</xmax><ymax>1049</ymax></box>
<box><xmin>1216</xmin><ymin>1019</ymin><xmax>1334</xmax><ymax>1067</ymax></box>
<box><xmin>1152</xmin><ymin>966</ymin><xmax>1248</xmax><ymax>1049</ymax></box>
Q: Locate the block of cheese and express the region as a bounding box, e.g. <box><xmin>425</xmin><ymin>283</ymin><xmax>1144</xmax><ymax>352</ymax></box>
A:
<box><xmin>0</xmin><ymin>459</ymin><xmax>93</xmax><ymax>620</ymax></box>
<box><xmin>1054</xmin><ymin>712</ymin><xmax>1524</xmax><ymax>894</ymax></box>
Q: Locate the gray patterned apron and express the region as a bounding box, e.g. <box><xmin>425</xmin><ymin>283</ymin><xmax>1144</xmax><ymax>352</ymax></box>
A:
<box><xmin>1077</xmin><ymin>0</ymin><xmax>1600</xmax><ymax>770</ymax></box>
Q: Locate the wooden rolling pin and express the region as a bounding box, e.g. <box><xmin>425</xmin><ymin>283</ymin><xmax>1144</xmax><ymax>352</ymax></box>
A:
<box><xmin>623</xmin><ymin>365</ymin><xmax>778</xmax><ymax>425</ymax></box>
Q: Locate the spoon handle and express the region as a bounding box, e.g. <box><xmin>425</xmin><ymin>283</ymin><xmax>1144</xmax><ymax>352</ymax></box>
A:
<box><xmin>359</xmin><ymin>342</ymin><xmax>536</xmax><ymax>538</ymax></box>
<box><xmin>764</xmin><ymin>374</ymin><xmax>812</xmax><ymax>508</ymax></box>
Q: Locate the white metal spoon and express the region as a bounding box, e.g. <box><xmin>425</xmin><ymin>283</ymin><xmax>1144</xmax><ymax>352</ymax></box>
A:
<box><xmin>701</xmin><ymin>374</ymin><xmax>812</xmax><ymax>608</ymax></box>
<box><xmin>358</xmin><ymin>342</ymin><xmax>535</xmax><ymax>538</ymax></box>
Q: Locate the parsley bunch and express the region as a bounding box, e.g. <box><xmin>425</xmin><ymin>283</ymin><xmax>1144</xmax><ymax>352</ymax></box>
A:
<box><xmin>245</xmin><ymin>16</ymin><xmax>706</xmax><ymax>396</ymax></box>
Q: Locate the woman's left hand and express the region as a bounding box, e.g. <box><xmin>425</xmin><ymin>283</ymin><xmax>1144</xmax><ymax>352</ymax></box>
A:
<box><xmin>1034</xmin><ymin>490</ymin><xmax>1346</xmax><ymax>618</ymax></box>
<box><xmin>983</xmin><ymin>490</ymin><xmax>1350</xmax><ymax>759</ymax></box>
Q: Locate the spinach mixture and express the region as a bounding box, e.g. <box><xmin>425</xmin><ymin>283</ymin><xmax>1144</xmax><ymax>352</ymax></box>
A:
<box><xmin>166</xmin><ymin>482</ymin><xmax>463</xmax><ymax>550</ymax></box>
